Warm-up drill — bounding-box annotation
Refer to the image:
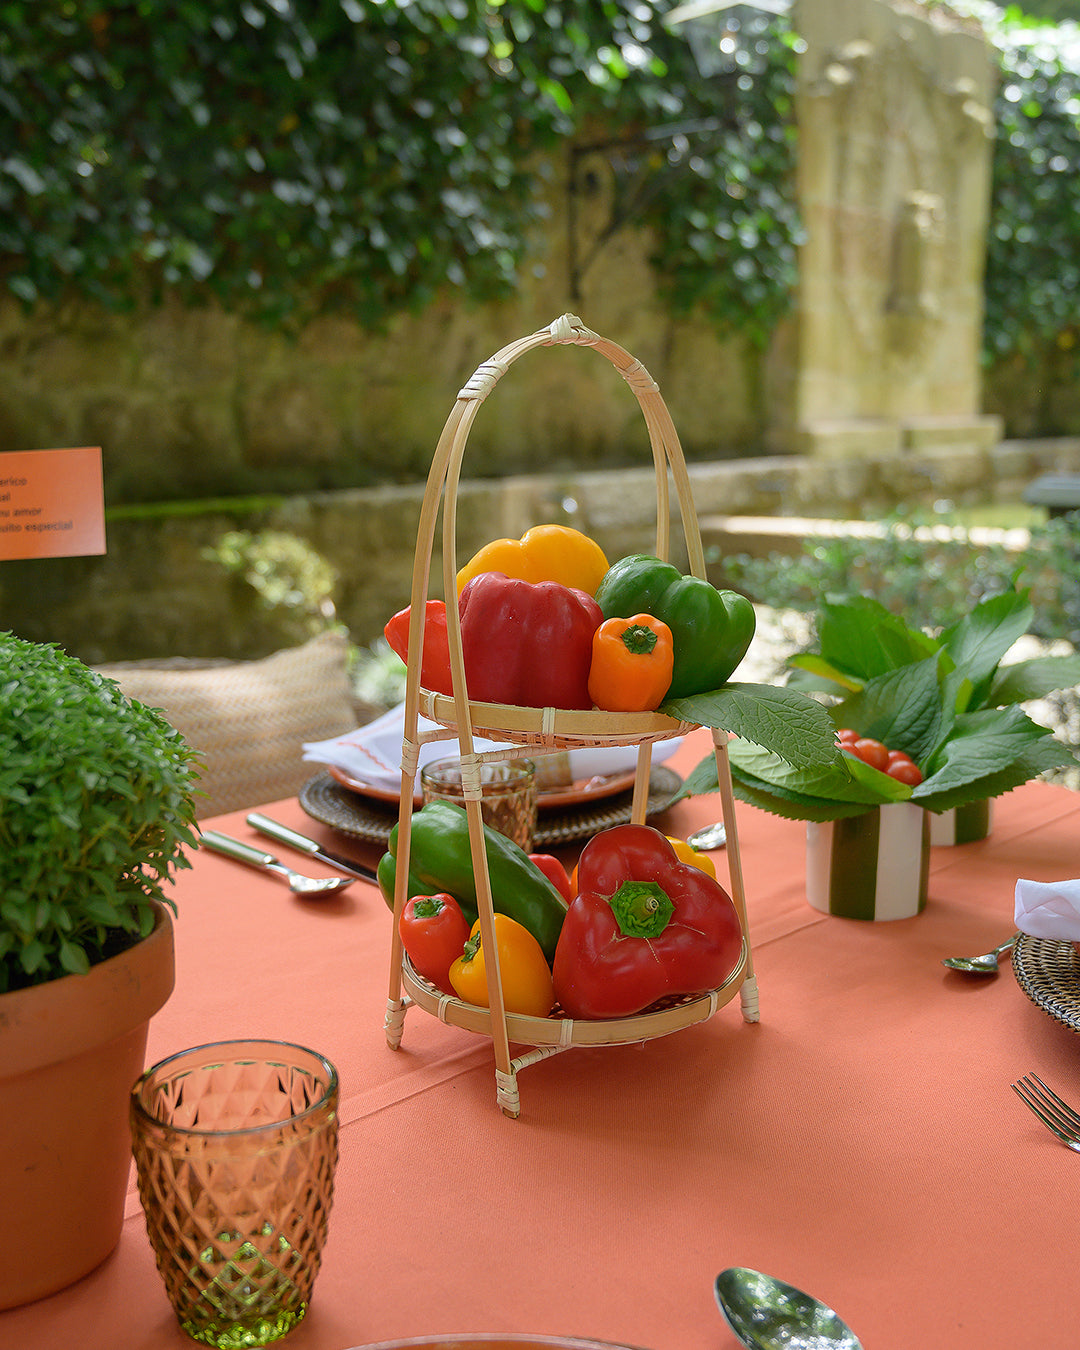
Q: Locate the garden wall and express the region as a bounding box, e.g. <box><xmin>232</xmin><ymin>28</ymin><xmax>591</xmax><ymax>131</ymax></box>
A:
<box><xmin>4</xmin><ymin>434</ymin><xmax>1079</xmax><ymax>667</ymax></box>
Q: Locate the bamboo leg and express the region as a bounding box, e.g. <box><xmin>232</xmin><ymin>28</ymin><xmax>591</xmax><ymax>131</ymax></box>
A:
<box><xmin>711</xmin><ymin>729</ymin><xmax>759</xmax><ymax>1023</ymax></box>
<box><xmin>630</xmin><ymin>741</ymin><xmax>653</xmax><ymax>823</ymax></box>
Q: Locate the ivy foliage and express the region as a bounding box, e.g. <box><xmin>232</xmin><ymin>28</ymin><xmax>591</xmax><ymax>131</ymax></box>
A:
<box><xmin>3</xmin><ymin>1</ymin><xmax>1080</xmax><ymax>362</ymax></box>
<box><xmin>0</xmin><ymin>0</ymin><xmax>798</xmax><ymax>336</ymax></box>
<box><xmin>981</xmin><ymin>6</ymin><xmax>1080</xmax><ymax>359</ymax></box>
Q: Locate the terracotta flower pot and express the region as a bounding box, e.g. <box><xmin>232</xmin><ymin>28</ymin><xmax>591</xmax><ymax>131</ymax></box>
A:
<box><xmin>806</xmin><ymin>803</ymin><xmax>930</xmax><ymax>921</ymax></box>
<box><xmin>0</xmin><ymin>901</ymin><xmax>175</xmax><ymax>1310</ymax></box>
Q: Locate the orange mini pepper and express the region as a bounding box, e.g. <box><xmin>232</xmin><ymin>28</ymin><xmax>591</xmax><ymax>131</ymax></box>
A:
<box><xmin>587</xmin><ymin>613</ymin><xmax>674</xmax><ymax>712</ymax></box>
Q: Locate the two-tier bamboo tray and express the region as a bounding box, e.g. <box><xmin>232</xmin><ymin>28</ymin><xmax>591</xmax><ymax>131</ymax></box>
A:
<box><xmin>384</xmin><ymin>313</ymin><xmax>759</xmax><ymax>1117</ymax></box>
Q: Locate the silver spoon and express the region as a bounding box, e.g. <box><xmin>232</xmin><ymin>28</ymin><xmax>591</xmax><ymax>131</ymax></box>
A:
<box><xmin>687</xmin><ymin>820</ymin><xmax>727</xmax><ymax>850</ymax></box>
<box><xmin>941</xmin><ymin>936</ymin><xmax>1016</xmax><ymax>975</ymax></box>
<box><xmin>200</xmin><ymin>831</ymin><xmax>354</xmax><ymax>896</ymax></box>
<box><xmin>715</xmin><ymin>1267</ymin><xmax>863</xmax><ymax>1350</ymax></box>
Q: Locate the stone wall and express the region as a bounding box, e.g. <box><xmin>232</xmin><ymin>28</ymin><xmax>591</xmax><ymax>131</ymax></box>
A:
<box><xmin>5</xmin><ymin>435</ymin><xmax>1078</xmax><ymax>667</ymax></box>
<box><xmin>792</xmin><ymin>0</ymin><xmax>1001</xmax><ymax>459</ymax></box>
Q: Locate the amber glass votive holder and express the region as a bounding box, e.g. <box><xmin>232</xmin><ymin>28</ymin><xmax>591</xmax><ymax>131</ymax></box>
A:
<box><xmin>421</xmin><ymin>755</ymin><xmax>537</xmax><ymax>851</ymax></box>
<box><xmin>130</xmin><ymin>1039</ymin><xmax>339</xmax><ymax>1348</ymax></box>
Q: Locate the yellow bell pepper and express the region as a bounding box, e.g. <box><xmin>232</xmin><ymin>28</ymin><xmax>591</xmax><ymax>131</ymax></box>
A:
<box><xmin>665</xmin><ymin>836</ymin><xmax>717</xmax><ymax>879</ymax></box>
<box><xmin>456</xmin><ymin>524</ymin><xmax>609</xmax><ymax>596</ymax></box>
<box><xmin>449</xmin><ymin>914</ymin><xmax>556</xmax><ymax>1018</ymax></box>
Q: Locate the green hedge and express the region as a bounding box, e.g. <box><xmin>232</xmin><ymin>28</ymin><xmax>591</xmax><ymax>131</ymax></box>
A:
<box><xmin>0</xmin><ymin>0</ymin><xmax>798</xmax><ymax>336</ymax></box>
<box><xmin>2</xmin><ymin>1</ymin><xmax>1079</xmax><ymax>366</ymax></box>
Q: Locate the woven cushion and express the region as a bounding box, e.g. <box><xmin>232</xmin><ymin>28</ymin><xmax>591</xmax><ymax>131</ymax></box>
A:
<box><xmin>94</xmin><ymin>631</ymin><xmax>356</xmax><ymax>818</ymax></box>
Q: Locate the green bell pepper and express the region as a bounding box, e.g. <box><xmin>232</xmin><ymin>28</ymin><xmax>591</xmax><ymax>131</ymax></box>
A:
<box><xmin>378</xmin><ymin>800</ymin><xmax>567</xmax><ymax>963</ymax></box>
<box><xmin>594</xmin><ymin>554</ymin><xmax>756</xmax><ymax>700</ymax></box>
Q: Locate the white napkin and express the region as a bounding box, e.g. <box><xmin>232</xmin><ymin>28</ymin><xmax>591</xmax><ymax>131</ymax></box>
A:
<box><xmin>1014</xmin><ymin>877</ymin><xmax>1080</xmax><ymax>940</ymax></box>
<box><xmin>303</xmin><ymin>701</ymin><xmax>680</xmax><ymax>793</ymax></box>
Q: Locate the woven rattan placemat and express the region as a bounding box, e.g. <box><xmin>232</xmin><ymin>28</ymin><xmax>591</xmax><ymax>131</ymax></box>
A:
<box><xmin>1013</xmin><ymin>934</ymin><xmax>1080</xmax><ymax>1034</ymax></box>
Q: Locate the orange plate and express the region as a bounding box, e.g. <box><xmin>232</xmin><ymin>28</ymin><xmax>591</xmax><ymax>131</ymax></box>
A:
<box><xmin>327</xmin><ymin>765</ymin><xmax>638</xmax><ymax>813</ymax></box>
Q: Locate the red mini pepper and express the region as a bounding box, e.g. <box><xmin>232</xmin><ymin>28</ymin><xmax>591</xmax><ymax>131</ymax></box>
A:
<box><xmin>458</xmin><ymin>571</ymin><xmax>602</xmax><ymax>710</ymax></box>
<box><xmin>384</xmin><ymin>599</ymin><xmax>453</xmax><ymax>696</ymax></box>
<box><xmin>552</xmin><ymin>824</ymin><xmax>743</xmax><ymax>1019</ymax></box>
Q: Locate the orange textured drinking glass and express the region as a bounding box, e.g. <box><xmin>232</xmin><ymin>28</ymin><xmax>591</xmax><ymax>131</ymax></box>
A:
<box><xmin>421</xmin><ymin>756</ymin><xmax>537</xmax><ymax>851</ymax></box>
<box><xmin>130</xmin><ymin>1039</ymin><xmax>339</xmax><ymax>1348</ymax></box>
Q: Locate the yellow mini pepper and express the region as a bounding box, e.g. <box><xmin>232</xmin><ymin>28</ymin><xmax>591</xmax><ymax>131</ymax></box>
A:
<box><xmin>665</xmin><ymin>836</ymin><xmax>718</xmax><ymax>879</ymax></box>
<box><xmin>456</xmin><ymin>524</ymin><xmax>609</xmax><ymax>597</ymax></box>
<box><xmin>449</xmin><ymin>914</ymin><xmax>556</xmax><ymax>1018</ymax></box>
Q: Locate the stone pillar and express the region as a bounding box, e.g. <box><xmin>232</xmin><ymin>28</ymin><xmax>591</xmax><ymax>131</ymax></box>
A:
<box><xmin>791</xmin><ymin>0</ymin><xmax>1002</xmax><ymax>463</ymax></box>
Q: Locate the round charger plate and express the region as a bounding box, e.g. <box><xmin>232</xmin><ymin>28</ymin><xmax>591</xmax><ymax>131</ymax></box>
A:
<box><xmin>347</xmin><ymin>1338</ymin><xmax>651</xmax><ymax>1350</ymax></box>
<box><xmin>1013</xmin><ymin>934</ymin><xmax>1080</xmax><ymax>1033</ymax></box>
<box><xmin>298</xmin><ymin>765</ymin><xmax>683</xmax><ymax>848</ymax></box>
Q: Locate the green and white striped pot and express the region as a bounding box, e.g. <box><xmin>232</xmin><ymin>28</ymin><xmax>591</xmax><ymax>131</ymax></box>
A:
<box><xmin>806</xmin><ymin>803</ymin><xmax>930</xmax><ymax>921</ymax></box>
<box><xmin>928</xmin><ymin>798</ymin><xmax>993</xmax><ymax>846</ymax></box>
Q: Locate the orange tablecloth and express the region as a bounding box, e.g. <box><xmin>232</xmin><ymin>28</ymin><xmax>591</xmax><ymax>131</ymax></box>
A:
<box><xmin>5</xmin><ymin>731</ymin><xmax>1080</xmax><ymax>1350</ymax></box>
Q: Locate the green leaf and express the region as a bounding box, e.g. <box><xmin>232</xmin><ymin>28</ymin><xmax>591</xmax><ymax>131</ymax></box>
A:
<box><xmin>786</xmin><ymin>653</ymin><xmax>864</xmax><ymax>691</ymax></box>
<box><xmin>659</xmin><ymin>682</ymin><xmax>842</xmax><ymax>771</ymax></box>
<box><xmin>917</xmin><ymin>735</ymin><xmax>1077</xmax><ymax>813</ymax></box>
<box><xmin>831</xmin><ymin>655</ymin><xmax>953</xmax><ymax>764</ymax></box>
<box><xmin>729</xmin><ymin>738</ymin><xmax>911</xmax><ymax>805</ymax></box>
<box><xmin>938</xmin><ymin>590</ymin><xmax>1035</xmax><ymax>694</ymax></box>
<box><xmin>815</xmin><ymin>597</ymin><xmax>937</xmax><ymax>680</ymax></box>
<box><xmin>988</xmin><ymin>653</ymin><xmax>1080</xmax><ymax>705</ymax></box>
<box><xmin>916</xmin><ymin>707</ymin><xmax>1077</xmax><ymax>804</ymax></box>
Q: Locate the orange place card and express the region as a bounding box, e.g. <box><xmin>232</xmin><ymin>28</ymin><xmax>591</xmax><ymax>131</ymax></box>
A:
<box><xmin>0</xmin><ymin>447</ymin><xmax>106</xmax><ymax>560</ymax></box>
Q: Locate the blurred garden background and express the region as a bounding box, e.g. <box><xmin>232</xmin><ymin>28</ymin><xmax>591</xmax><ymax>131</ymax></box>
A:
<box><xmin>1</xmin><ymin>0</ymin><xmax>1079</xmax><ymax>751</ymax></box>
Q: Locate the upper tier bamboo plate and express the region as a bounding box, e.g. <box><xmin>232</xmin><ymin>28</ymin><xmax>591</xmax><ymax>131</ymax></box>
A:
<box><xmin>416</xmin><ymin>690</ymin><xmax>695</xmax><ymax>750</ymax></box>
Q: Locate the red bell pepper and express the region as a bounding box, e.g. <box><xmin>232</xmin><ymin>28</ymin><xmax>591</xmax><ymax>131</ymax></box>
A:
<box><xmin>529</xmin><ymin>852</ymin><xmax>574</xmax><ymax>903</ymax></box>
<box><xmin>384</xmin><ymin>599</ymin><xmax>453</xmax><ymax>696</ymax></box>
<box><xmin>552</xmin><ymin>824</ymin><xmax>743</xmax><ymax>1019</ymax></box>
<box><xmin>458</xmin><ymin>571</ymin><xmax>602</xmax><ymax>710</ymax></box>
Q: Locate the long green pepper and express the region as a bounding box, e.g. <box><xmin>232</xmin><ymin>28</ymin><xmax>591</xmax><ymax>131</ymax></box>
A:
<box><xmin>378</xmin><ymin>800</ymin><xmax>567</xmax><ymax>963</ymax></box>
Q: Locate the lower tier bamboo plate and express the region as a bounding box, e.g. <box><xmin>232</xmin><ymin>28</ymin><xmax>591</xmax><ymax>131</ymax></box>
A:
<box><xmin>400</xmin><ymin>941</ymin><xmax>747</xmax><ymax>1047</ymax></box>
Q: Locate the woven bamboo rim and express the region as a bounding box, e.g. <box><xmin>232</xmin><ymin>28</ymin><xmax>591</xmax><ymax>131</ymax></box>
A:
<box><xmin>385</xmin><ymin>314</ymin><xmax>758</xmax><ymax>1114</ymax></box>
<box><xmin>400</xmin><ymin>941</ymin><xmax>747</xmax><ymax>1048</ymax></box>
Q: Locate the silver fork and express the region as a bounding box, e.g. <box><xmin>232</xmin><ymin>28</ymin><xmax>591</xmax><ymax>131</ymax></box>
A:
<box><xmin>1011</xmin><ymin>1074</ymin><xmax>1080</xmax><ymax>1151</ymax></box>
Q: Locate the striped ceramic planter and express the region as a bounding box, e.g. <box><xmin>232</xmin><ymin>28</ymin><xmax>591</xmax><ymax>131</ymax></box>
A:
<box><xmin>928</xmin><ymin>798</ymin><xmax>993</xmax><ymax>846</ymax></box>
<box><xmin>806</xmin><ymin>803</ymin><xmax>930</xmax><ymax>921</ymax></box>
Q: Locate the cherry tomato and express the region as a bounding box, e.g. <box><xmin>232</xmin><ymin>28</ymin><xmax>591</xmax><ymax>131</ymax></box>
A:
<box><xmin>398</xmin><ymin>893</ymin><xmax>471</xmax><ymax>994</ymax></box>
<box><xmin>836</xmin><ymin>727</ymin><xmax>860</xmax><ymax>745</ymax></box>
<box><xmin>886</xmin><ymin>758</ymin><xmax>924</xmax><ymax>786</ymax></box>
<box><xmin>850</xmin><ymin>738</ymin><xmax>890</xmax><ymax>772</ymax></box>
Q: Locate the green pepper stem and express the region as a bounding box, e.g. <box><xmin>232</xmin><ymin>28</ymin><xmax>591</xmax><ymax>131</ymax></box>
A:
<box><xmin>608</xmin><ymin>880</ymin><xmax>674</xmax><ymax>938</ymax></box>
<box><xmin>620</xmin><ymin>624</ymin><xmax>659</xmax><ymax>656</ymax></box>
<box><xmin>411</xmin><ymin>896</ymin><xmax>445</xmax><ymax>919</ymax></box>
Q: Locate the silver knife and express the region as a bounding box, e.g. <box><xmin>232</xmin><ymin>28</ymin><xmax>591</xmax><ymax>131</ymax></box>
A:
<box><xmin>245</xmin><ymin>812</ymin><xmax>380</xmax><ymax>883</ymax></box>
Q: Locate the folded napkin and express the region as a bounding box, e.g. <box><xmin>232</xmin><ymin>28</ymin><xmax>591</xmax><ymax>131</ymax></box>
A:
<box><xmin>1014</xmin><ymin>877</ymin><xmax>1080</xmax><ymax>940</ymax></box>
<box><xmin>303</xmin><ymin>701</ymin><xmax>680</xmax><ymax>793</ymax></box>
